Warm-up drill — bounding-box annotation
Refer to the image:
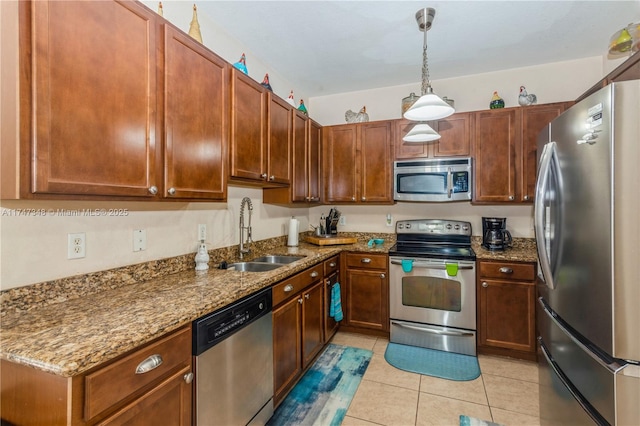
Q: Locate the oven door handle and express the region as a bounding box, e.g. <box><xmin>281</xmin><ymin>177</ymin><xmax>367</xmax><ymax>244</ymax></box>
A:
<box><xmin>394</xmin><ymin>321</ymin><xmax>475</xmax><ymax>337</ymax></box>
<box><xmin>390</xmin><ymin>260</ymin><xmax>474</xmax><ymax>270</ymax></box>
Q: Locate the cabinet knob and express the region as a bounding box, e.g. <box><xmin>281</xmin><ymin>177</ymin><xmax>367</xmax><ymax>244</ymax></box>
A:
<box><xmin>183</xmin><ymin>372</ymin><xmax>194</xmax><ymax>384</ymax></box>
<box><xmin>148</xmin><ymin>186</ymin><xmax>158</xmax><ymax>195</ymax></box>
<box><xmin>523</xmin><ymin>195</ymin><xmax>529</xmax><ymax>200</ymax></box>
<box><xmin>310</xmin><ymin>271</ymin><xmax>319</xmax><ymax>278</ymax></box>
<box><xmin>305</xmin><ymin>293</ymin><xmax>310</xmax><ymax>299</ymax></box>
<box><xmin>380</xmin><ymin>273</ymin><xmax>386</xmax><ymax>279</ymax></box>
<box><xmin>351</xmin><ymin>196</ymin><xmax>356</xmax><ymax>201</ymax></box>
<box><xmin>361</xmin><ymin>196</ymin><xmax>366</xmax><ymax>201</ymax></box>
<box><xmin>298</xmin><ymin>298</ymin><xmax>303</xmax><ymax>304</ymax></box>
<box><xmin>508</xmin><ymin>195</ymin><xmax>515</xmax><ymax>201</ymax></box>
<box><xmin>325</xmin><ymin>279</ymin><xmax>331</xmax><ymax>286</ymax></box>
<box><xmin>261</xmin><ymin>173</ymin><xmax>268</xmax><ymax>179</ymax></box>
<box><xmin>167</xmin><ymin>187</ymin><xmax>176</xmax><ymax>196</ymax></box>
<box><xmin>135</xmin><ymin>354</ymin><xmax>163</xmax><ymax>374</ymax></box>
<box><xmin>499</xmin><ymin>267</ymin><xmax>513</xmax><ymax>274</ymax></box>
<box><xmin>482</xmin><ymin>281</ymin><xmax>488</xmax><ymax>288</ymax></box>
<box><xmin>361</xmin><ymin>258</ymin><xmax>372</xmax><ymax>264</ymax></box>
<box><xmin>284</xmin><ymin>284</ymin><xmax>294</xmax><ymax>292</ymax></box>
<box><xmin>310</xmin><ymin>197</ymin><xmax>320</xmax><ymax>202</ymax></box>
<box><xmin>269</xmin><ymin>175</ymin><xmax>275</xmax><ymax>181</ymax></box>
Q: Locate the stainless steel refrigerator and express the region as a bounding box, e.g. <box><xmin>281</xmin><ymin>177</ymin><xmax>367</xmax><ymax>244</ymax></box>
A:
<box><xmin>535</xmin><ymin>80</ymin><xmax>640</xmax><ymax>425</ymax></box>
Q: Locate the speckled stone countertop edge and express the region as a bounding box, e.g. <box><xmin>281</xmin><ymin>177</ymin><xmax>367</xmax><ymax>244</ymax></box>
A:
<box><xmin>0</xmin><ymin>233</ymin><xmax>536</xmax><ymax>377</ymax></box>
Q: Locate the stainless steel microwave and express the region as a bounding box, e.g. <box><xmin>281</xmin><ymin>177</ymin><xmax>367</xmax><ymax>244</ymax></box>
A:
<box><xmin>393</xmin><ymin>158</ymin><xmax>473</xmax><ymax>202</ymax></box>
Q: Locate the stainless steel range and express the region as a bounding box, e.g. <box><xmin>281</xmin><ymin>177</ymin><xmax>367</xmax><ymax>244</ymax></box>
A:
<box><xmin>388</xmin><ymin>219</ymin><xmax>477</xmax><ymax>356</ymax></box>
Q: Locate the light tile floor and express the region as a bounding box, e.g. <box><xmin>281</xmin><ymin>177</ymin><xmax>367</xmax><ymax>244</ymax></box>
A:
<box><xmin>330</xmin><ymin>331</ymin><xmax>540</xmax><ymax>426</ymax></box>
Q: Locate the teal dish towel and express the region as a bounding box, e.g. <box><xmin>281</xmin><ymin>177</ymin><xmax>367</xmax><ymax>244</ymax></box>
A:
<box><xmin>330</xmin><ymin>283</ymin><xmax>343</xmax><ymax>322</ymax></box>
<box><xmin>401</xmin><ymin>259</ymin><xmax>414</xmax><ymax>273</ymax></box>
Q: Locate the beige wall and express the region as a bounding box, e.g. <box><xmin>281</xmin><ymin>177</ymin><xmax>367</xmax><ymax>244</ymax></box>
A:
<box><xmin>1</xmin><ymin>2</ymin><xmax>628</xmax><ymax>290</ymax></box>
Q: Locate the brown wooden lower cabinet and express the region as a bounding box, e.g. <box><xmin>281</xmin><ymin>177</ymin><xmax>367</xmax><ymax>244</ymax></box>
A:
<box><xmin>477</xmin><ymin>260</ymin><xmax>536</xmax><ymax>361</ymax></box>
<box><xmin>341</xmin><ymin>252</ymin><xmax>389</xmax><ymax>335</ymax></box>
<box><xmin>0</xmin><ymin>325</ymin><xmax>193</xmax><ymax>425</ymax></box>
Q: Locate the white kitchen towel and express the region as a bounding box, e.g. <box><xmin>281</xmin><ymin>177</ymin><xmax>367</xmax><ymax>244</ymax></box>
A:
<box><xmin>330</xmin><ymin>282</ymin><xmax>343</xmax><ymax>322</ymax></box>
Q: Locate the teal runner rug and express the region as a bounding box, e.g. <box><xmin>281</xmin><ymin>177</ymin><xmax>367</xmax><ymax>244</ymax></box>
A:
<box><xmin>267</xmin><ymin>344</ymin><xmax>373</xmax><ymax>426</ymax></box>
<box><xmin>460</xmin><ymin>414</ymin><xmax>504</xmax><ymax>426</ymax></box>
<box><xmin>384</xmin><ymin>342</ymin><xmax>481</xmax><ymax>381</ymax></box>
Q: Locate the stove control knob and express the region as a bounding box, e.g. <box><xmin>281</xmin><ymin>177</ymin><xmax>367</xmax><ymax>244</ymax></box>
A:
<box><xmin>462</xmin><ymin>225</ymin><xmax>469</xmax><ymax>231</ymax></box>
<box><xmin>454</xmin><ymin>224</ymin><xmax>460</xmax><ymax>230</ymax></box>
<box><xmin>406</xmin><ymin>224</ymin><xmax>411</xmax><ymax>229</ymax></box>
<box><xmin>398</xmin><ymin>224</ymin><xmax>404</xmax><ymax>229</ymax></box>
<box><xmin>446</xmin><ymin>224</ymin><xmax>452</xmax><ymax>229</ymax></box>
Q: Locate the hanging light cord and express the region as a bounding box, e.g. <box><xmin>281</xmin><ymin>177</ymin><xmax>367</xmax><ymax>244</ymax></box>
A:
<box><xmin>421</xmin><ymin>27</ymin><xmax>431</xmax><ymax>96</ymax></box>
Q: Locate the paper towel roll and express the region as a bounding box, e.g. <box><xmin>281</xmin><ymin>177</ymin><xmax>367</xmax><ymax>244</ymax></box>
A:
<box><xmin>287</xmin><ymin>217</ymin><xmax>299</xmax><ymax>246</ymax></box>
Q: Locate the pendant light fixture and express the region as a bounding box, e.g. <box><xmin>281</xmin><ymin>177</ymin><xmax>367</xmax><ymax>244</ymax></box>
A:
<box><xmin>403</xmin><ymin>123</ymin><xmax>441</xmax><ymax>142</ymax></box>
<box><xmin>403</xmin><ymin>8</ymin><xmax>455</xmax><ymax>123</ymax></box>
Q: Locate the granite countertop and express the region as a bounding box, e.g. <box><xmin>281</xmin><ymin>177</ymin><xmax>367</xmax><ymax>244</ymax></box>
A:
<box><xmin>0</xmin><ymin>235</ymin><xmax>535</xmax><ymax>378</ymax></box>
<box><xmin>0</xmin><ymin>239</ymin><xmax>392</xmax><ymax>377</ymax></box>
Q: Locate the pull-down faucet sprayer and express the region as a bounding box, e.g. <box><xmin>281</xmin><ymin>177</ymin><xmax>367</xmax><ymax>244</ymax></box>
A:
<box><xmin>239</xmin><ymin>197</ymin><xmax>253</xmax><ymax>259</ymax></box>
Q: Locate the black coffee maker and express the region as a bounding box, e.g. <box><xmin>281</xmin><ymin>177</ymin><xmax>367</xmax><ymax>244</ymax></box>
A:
<box><xmin>482</xmin><ymin>217</ymin><xmax>512</xmax><ymax>250</ymax></box>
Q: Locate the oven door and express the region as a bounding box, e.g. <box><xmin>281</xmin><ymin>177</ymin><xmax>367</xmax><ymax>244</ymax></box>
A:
<box><xmin>389</xmin><ymin>257</ymin><xmax>476</xmax><ymax>330</ymax></box>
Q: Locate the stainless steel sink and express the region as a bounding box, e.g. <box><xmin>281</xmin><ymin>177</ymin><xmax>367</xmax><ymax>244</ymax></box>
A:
<box><xmin>226</xmin><ymin>262</ymin><xmax>283</xmax><ymax>272</ymax></box>
<box><xmin>252</xmin><ymin>255</ymin><xmax>304</xmax><ymax>264</ymax></box>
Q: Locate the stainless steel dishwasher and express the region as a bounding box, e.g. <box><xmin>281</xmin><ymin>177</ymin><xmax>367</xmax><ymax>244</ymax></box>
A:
<box><xmin>193</xmin><ymin>287</ymin><xmax>273</xmax><ymax>426</ymax></box>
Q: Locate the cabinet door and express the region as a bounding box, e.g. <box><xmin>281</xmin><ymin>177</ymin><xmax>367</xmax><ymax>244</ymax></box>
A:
<box><xmin>324</xmin><ymin>125</ymin><xmax>358</xmax><ymax>202</ymax></box>
<box><xmin>230</xmin><ymin>69</ymin><xmax>266</xmax><ymax>182</ymax></box>
<box><xmin>360</xmin><ymin>121</ymin><xmax>393</xmax><ymax>203</ymax></box>
<box><xmin>267</xmin><ymin>94</ymin><xmax>292</xmax><ymax>184</ymax></box>
<box><xmin>395</xmin><ymin>119</ymin><xmax>430</xmax><ymax>159</ymax></box>
<box><xmin>520</xmin><ymin>103</ymin><xmax>567</xmax><ymax>203</ymax></box>
<box><xmin>99</xmin><ymin>366</ymin><xmax>192</xmax><ymax>426</ymax></box>
<box><xmin>432</xmin><ymin>113</ymin><xmax>473</xmax><ymax>157</ymax></box>
<box><xmin>478</xmin><ymin>279</ymin><xmax>536</xmax><ymax>353</ymax></box>
<box><xmin>307</xmin><ymin>120</ymin><xmax>322</xmax><ymax>203</ymax></box>
<box><xmin>30</xmin><ymin>1</ymin><xmax>158</xmax><ymax>197</ymax></box>
<box><xmin>291</xmin><ymin>111</ymin><xmax>308</xmax><ymax>202</ymax></box>
<box><xmin>324</xmin><ymin>272</ymin><xmax>340</xmax><ymax>342</ymax></box>
<box><xmin>273</xmin><ymin>296</ymin><xmax>302</xmax><ymax>403</ymax></box>
<box><xmin>164</xmin><ymin>26</ymin><xmax>227</xmax><ymax>200</ymax></box>
<box><xmin>474</xmin><ymin>109</ymin><xmax>520</xmax><ymax>203</ymax></box>
<box><xmin>302</xmin><ymin>281</ymin><xmax>324</xmax><ymax>367</ymax></box>
<box><xmin>345</xmin><ymin>268</ymin><xmax>389</xmax><ymax>332</ymax></box>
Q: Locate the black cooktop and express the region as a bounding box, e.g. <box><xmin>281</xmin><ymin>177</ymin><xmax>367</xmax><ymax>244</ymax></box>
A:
<box><xmin>389</xmin><ymin>219</ymin><xmax>476</xmax><ymax>261</ymax></box>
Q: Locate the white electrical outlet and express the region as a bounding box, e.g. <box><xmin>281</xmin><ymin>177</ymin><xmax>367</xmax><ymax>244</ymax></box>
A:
<box><xmin>133</xmin><ymin>229</ymin><xmax>147</xmax><ymax>252</ymax></box>
<box><xmin>339</xmin><ymin>216</ymin><xmax>346</xmax><ymax>226</ymax></box>
<box><xmin>67</xmin><ymin>232</ymin><xmax>86</xmax><ymax>259</ymax></box>
<box><xmin>198</xmin><ymin>224</ymin><xmax>207</xmax><ymax>241</ymax></box>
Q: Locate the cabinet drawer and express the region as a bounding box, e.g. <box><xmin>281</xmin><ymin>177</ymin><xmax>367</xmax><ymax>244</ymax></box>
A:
<box><xmin>345</xmin><ymin>253</ymin><xmax>387</xmax><ymax>270</ymax></box>
<box><xmin>84</xmin><ymin>326</ymin><xmax>191</xmax><ymax>421</ymax></box>
<box><xmin>479</xmin><ymin>261</ymin><xmax>535</xmax><ymax>281</ymax></box>
<box><xmin>272</xmin><ymin>264</ymin><xmax>323</xmax><ymax>307</ymax></box>
<box><xmin>324</xmin><ymin>256</ymin><xmax>339</xmax><ymax>276</ymax></box>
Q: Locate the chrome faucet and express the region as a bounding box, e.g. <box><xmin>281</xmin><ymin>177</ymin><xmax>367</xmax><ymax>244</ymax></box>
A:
<box><xmin>239</xmin><ymin>197</ymin><xmax>253</xmax><ymax>259</ymax></box>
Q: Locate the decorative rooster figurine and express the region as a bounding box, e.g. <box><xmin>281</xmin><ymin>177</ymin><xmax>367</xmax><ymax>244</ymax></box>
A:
<box><xmin>298</xmin><ymin>99</ymin><xmax>308</xmax><ymax>116</ymax></box>
<box><xmin>233</xmin><ymin>53</ymin><xmax>248</xmax><ymax>75</ymax></box>
<box><xmin>518</xmin><ymin>86</ymin><xmax>537</xmax><ymax>106</ymax></box>
<box><xmin>286</xmin><ymin>90</ymin><xmax>296</xmax><ymax>108</ymax></box>
<box><xmin>345</xmin><ymin>106</ymin><xmax>369</xmax><ymax>123</ymax></box>
<box><xmin>260</xmin><ymin>73</ymin><xmax>272</xmax><ymax>92</ymax></box>
<box><xmin>489</xmin><ymin>91</ymin><xmax>505</xmax><ymax>109</ymax></box>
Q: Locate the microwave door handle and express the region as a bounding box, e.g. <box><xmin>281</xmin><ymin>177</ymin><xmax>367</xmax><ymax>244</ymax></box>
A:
<box><xmin>447</xmin><ymin>168</ymin><xmax>453</xmax><ymax>198</ymax></box>
<box><xmin>534</xmin><ymin>142</ymin><xmax>557</xmax><ymax>290</ymax></box>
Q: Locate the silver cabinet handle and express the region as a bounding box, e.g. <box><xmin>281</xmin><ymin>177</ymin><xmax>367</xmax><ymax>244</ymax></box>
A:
<box><xmin>135</xmin><ymin>354</ymin><xmax>163</xmax><ymax>374</ymax></box>
<box><xmin>148</xmin><ymin>186</ymin><xmax>158</xmax><ymax>195</ymax></box>
<box><xmin>310</xmin><ymin>271</ymin><xmax>319</xmax><ymax>278</ymax></box>
<box><xmin>309</xmin><ymin>197</ymin><xmax>320</xmax><ymax>202</ymax></box>
<box><xmin>499</xmin><ymin>267</ymin><xmax>513</xmax><ymax>274</ymax></box>
<box><xmin>261</xmin><ymin>173</ymin><xmax>267</xmax><ymax>179</ymax></box>
<box><xmin>305</xmin><ymin>293</ymin><xmax>310</xmax><ymax>299</ymax></box>
<box><xmin>329</xmin><ymin>262</ymin><xmax>336</xmax><ymax>268</ymax></box>
<box><xmin>269</xmin><ymin>175</ymin><xmax>275</xmax><ymax>181</ymax></box>
<box><xmin>508</xmin><ymin>195</ymin><xmax>515</xmax><ymax>201</ymax></box>
<box><xmin>361</xmin><ymin>196</ymin><xmax>366</xmax><ymax>201</ymax></box>
<box><xmin>380</xmin><ymin>273</ymin><xmax>385</xmax><ymax>279</ymax></box>
<box><xmin>482</xmin><ymin>281</ymin><xmax>488</xmax><ymax>288</ymax></box>
<box><xmin>524</xmin><ymin>195</ymin><xmax>529</xmax><ymax>200</ymax></box>
<box><xmin>183</xmin><ymin>372</ymin><xmax>194</xmax><ymax>384</ymax></box>
<box><xmin>361</xmin><ymin>258</ymin><xmax>371</xmax><ymax>264</ymax></box>
<box><xmin>298</xmin><ymin>298</ymin><xmax>303</xmax><ymax>304</ymax></box>
<box><xmin>284</xmin><ymin>284</ymin><xmax>294</xmax><ymax>292</ymax></box>
<box><xmin>167</xmin><ymin>187</ymin><xmax>176</xmax><ymax>196</ymax></box>
<box><xmin>351</xmin><ymin>196</ymin><xmax>356</xmax><ymax>201</ymax></box>
<box><xmin>325</xmin><ymin>278</ymin><xmax>331</xmax><ymax>286</ymax></box>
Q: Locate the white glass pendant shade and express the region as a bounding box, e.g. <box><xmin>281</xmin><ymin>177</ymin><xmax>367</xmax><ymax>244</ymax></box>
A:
<box><xmin>403</xmin><ymin>90</ymin><xmax>455</xmax><ymax>121</ymax></box>
<box><xmin>402</xmin><ymin>123</ymin><xmax>441</xmax><ymax>142</ymax></box>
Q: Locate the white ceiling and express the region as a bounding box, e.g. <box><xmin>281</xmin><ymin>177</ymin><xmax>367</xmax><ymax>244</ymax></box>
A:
<box><xmin>191</xmin><ymin>1</ymin><xmax>639</xmax><ymax>98</ymax></box>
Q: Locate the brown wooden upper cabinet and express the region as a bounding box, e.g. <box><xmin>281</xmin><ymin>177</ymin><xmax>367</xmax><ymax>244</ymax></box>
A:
<box><xmin>323</xmin><ymin>121</ymin><xmax>394</xmax><ymax>204</ymax></box>
<box><xmin>163</xmin><ymin>25</ymin><xmax>228</xmax><ymax>200</ymax></box>
<box><xmin>12</xmin><ymin>1</ymin><xmax>228</xmax><ymax>201</ymax></box>
<box><xmin>395</xmin><ymin>112</ymin><xmax>473</xmax><ymax>160</ymax></box>
<box><xmin>473</xmin><ymin>102</ymin><xmax>569</xmax><ymax>204</ymax></box>
<box><xmin>263</xmin><ymin>112</ymin><xmax>322</xmax><ymax>204</ymax></box>
<box><xmin>229</xmin><ymin>69</ymin><xmax>291</xmax><ymax>186</ymax></box>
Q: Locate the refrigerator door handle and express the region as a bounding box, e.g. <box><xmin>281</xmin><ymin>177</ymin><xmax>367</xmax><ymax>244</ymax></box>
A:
<box><xmin>538</xmin><ymin>297</ymin><xmax>625</xmax><ymax>374</ymax></box>
<box><xmin>535</xmin><ymin>142</ymin><xmax>557</xmax><ymax>289</ymax></box>
<box><xmin>538</xmin><ymin>337</ymin><xmax>610</xmax><ymax>426</ymax></box>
